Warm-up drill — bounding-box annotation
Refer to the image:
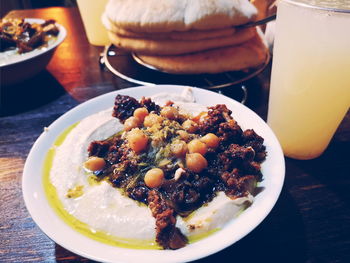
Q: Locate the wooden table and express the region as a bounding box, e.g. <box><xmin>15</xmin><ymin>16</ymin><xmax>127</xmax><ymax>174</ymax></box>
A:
<box><xmin>1</xmin><ymin>7</ymin><xmax>349</xmax><ymax>263</ymax></box>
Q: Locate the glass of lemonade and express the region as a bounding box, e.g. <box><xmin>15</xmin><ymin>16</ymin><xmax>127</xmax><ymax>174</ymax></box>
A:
<box><xmin>77</xmin><ymin>0</ymin><xmax>110</xmax><ymax>46</ymax></box>
<box><xmin>267</xmin><ymin>0</ymin><xmax>350</xmax><ymax>160</ymax></box>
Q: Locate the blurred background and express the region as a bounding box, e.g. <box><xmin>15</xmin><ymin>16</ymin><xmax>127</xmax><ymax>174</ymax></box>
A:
<box><xmin>1</xmin><ymin>0</ymin><xmax>78</xmax><ymax>17</ymax></box>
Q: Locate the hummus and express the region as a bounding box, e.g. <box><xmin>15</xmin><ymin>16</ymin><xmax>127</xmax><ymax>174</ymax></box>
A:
<box><xmin>47</xmin><ymin>90</ymin><xmax>254</xmax><ymax>248</ymax></box>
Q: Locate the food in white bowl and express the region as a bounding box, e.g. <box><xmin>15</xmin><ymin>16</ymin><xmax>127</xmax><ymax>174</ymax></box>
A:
<box><xmin>0</xmin><ymin>18</ymin><xmax>60</xmax><ymax>54</ymax></box>
<box><xmin>47</xmin><ymin>88</ymin><xmax>268</xmax><ymax>249</ymax></box>
<box><xmin>0</xmin><ymin>18</ymin><xmax>66</xmax><ymax>85</ymax></box>
<box><xmin>23</xmin><ymin>85</ymin><xmax>285</xmax><ymax>263</ymax></box>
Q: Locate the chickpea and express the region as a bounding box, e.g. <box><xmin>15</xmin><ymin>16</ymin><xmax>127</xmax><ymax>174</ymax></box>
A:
<box><xmin>186</xmin><ymin>153</ymin><xmax>208</xmax><ymax>173</ymax></box>
<box><xmin>84</xmin><ymin>156</ymin><xmax>106</xmax><ymax>171</ymax></box>
<box><xmin>144</xmin><ymin>168</ymin><xmax>164</xmax><ymax>188</ymax></box>
<box><xmin>144</xmin><ymin>113</ymin><xmax>164</xmax><ymax>127</ymax></box>
<box><xmin>160</xmin><ymin>106</ymin><xmax>179</xmax><ymax>120</ymax></box>
<box><xmin>133</xmin><ymin>107</ymin><xmax>149</xmax><ymax>122</ymax></box>
<box><xmin>127</xmin><ymin>128</ymin><xmax>148</xmax><ymax>153</ymax></box>
<box><xmin>176</xmin><ymin>130</ymin><xmax>189</xmax><ymax>141</ymax></box>
<box><xmin>188</xmin><ymin>139</ymin><xmax>207</xmax><ymax>155</ymax></box>
<box><xmin>170</xmin><ymin>140</ymin><xmax>188</xmax><ymax>157</ymax></box>
<box><xmin>182</xmin><ymin>120</ymin><xmax>198</xmax><ymax>133</ymax></box>
<box><xmin>124</xmin><ymin>116</ymin><xmax>141</xmax><ymax>131</ymax></box>
<box><xmin>200</xmin><ymin>133</ymin><xmax>220</xmax><ymax>148</ymax></box>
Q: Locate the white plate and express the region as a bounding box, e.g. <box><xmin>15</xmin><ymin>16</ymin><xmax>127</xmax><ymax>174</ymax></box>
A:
<box><xmin>22</xmin><ymin>85</ymin><xmax>285</xmax><ymax>263</ymax></box>
<box><xmin>0</xmin><ymin>18</ymin><xmax>66</xmax><ymax>85</ymax></box>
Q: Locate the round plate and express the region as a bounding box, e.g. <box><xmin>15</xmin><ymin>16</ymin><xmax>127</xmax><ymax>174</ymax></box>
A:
<box><xmin>22</xmin><ymin>85</ymin><xmax>285</xmax><ymax>263</ymax></box>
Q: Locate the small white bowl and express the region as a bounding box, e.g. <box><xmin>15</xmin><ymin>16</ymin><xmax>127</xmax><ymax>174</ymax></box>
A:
<box><xmin>0</xmin><ymin>18</ymin><xmax>66</xmax><ymax>86</ymax></box>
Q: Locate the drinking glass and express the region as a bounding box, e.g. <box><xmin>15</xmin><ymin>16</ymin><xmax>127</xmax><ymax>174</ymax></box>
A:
<box><xmin>77</xmin><ymin>0</ymin><xmax>110</xmax><ymax>46</ymax></box>
<box><xmin>267</xmin><ymin>0</ymin><xmax>350</xmax><ymax>160</ymax></box>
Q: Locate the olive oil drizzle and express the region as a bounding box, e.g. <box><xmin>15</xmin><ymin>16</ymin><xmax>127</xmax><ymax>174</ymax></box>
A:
<box><xmin>43</xmin><ymin>122</ymin><xmax>219</xmax><ymax>249</ymax></box>
<box><xmin>43</xmin><ymin>121</ymin><xmax>223</xmax><ymax>250</ymax></box>
<box><xmin>42</xmin><ymin>123</ymin><xmax>160</xmax><ymax>249</ymax></box>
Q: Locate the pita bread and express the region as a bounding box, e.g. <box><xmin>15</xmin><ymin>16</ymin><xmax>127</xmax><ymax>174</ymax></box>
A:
<box><xmin>104</xmin><ymin>0</ymin><xmax>258</xmax><ymax>33</ymax></box>
<box><xmin>251</xmin><ymin>0</ymin><xmax>276</xmax><ymax>21</ymax></box>
<box><xmin>103</xmin><ymin>15</ymin><xmax>237</xmax><ymax>41</ymax></box>
<box><xmin>108</xmin><ymin>27</ymin><xmax>256</xmax><ymax>55</ymax></box>
<box><xmin>251</xmin><ymin>0</ymin><xmax>277</xmax><ymax>31</ymax></box>
<box><xmin>135</xmin><ymin>33</ymin><xmax>268</xmax><ymax>74</ymax></box>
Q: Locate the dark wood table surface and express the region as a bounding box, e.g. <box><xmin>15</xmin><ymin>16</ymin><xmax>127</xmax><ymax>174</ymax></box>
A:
<box><xmin>1</xmin><ymin>7</ymin><xmax>349</xmax><ymax>263</ymax></box>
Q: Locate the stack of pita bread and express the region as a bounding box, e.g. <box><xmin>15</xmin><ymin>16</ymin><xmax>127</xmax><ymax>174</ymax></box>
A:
<box><xmin>102</xmin><ymin>0</ymin><xmax>269</xmax><ymax>74</ymax></box>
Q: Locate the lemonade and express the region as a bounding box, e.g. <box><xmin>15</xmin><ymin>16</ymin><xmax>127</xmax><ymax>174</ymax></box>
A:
<box><xmin>267</xmin><ymin>0</ymin><xmax>350</xmax><ymax>159</ymax></box>
<box><xmin>77</xmin><ymin>0</ymin><xmax>110</xmax><ymax>46</ymax></box>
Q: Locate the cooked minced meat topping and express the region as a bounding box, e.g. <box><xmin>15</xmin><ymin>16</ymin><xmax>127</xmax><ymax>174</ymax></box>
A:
<box><xmin>85</xmin><ymin>94</ymin><xmax>266</xmax><ymax>249</ymax></box>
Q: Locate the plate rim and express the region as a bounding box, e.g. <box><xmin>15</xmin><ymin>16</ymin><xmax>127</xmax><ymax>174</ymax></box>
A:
<box><xmin>22</xmin><ymin>84</ymin><xmax>285</xmax><ymax>263</ymax></box>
